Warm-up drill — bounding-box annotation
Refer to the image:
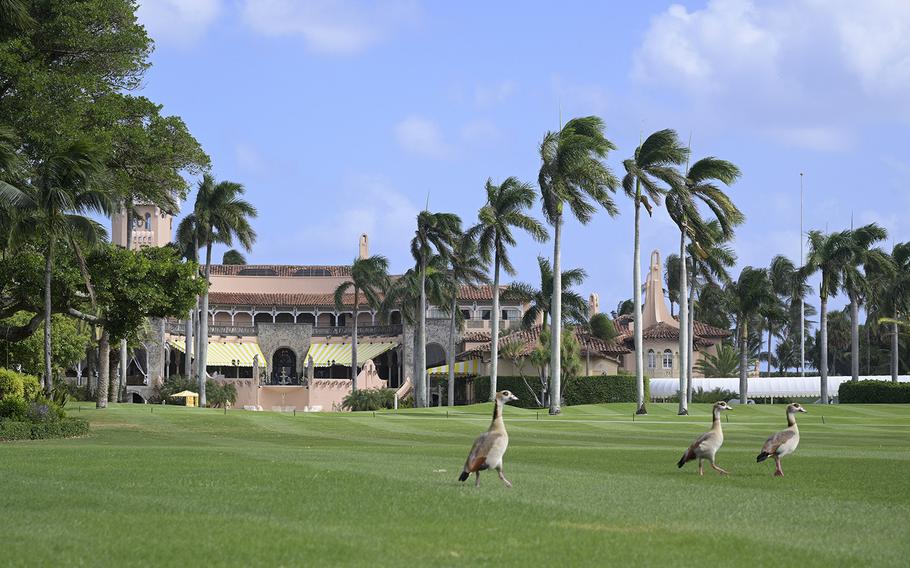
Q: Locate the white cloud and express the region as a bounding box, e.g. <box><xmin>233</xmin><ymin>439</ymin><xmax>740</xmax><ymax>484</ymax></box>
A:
<box><xmin>234</xmin><ymin>142</ymin><xmax>267</xmax><ymax>173</ymax></box>
<box><xmin>551</xmin><ymin>75</ymin><xmax>610</xmax><ymax>117</ymax></box>
<box><xmin>394</xmin><ymin>115</ymin><xmax>449</xmax><ymax>158</ymax></box>
<box><xmin>632</xmin><ymin>0</ymin><xmax>910</xmax><ymax>150</ymax></box>
<box><xmin>240</xmin><ymin>0</ymin><xmax>419</xmax><ymax>55</ymax></box>
<box><xmin>460</xmin><ymin>119</ymin><xmax>501</xmax><ymax>144</ymax></box>
<box><xmin>137</xmin><ymin>0</ymin><xmax>220</xmax><ymax>46</ymax></box>
<box><xmin>473</xmin><ymin>80</ymin><xmax>515</xmax><ymax>108</ymax></box>
<box><xmin>293</xmin><ymin>175</ymin><xmax>419</xmax><ymax>264</ymax></box>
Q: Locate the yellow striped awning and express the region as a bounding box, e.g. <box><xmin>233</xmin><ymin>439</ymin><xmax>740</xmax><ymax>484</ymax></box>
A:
<box><xmin>427</xmin><ymin>359</ymin><xmax>481</xmax><ymax>376</ymax></box>
<box><xmin>168</xmin><ymin>340</ymin><xmax>266</xmax><ymax>367</ymax></box>
<box><xmin>304</xmin><ymin>342</ymin><xmax>397</xmax><ymax>367</ymax></box>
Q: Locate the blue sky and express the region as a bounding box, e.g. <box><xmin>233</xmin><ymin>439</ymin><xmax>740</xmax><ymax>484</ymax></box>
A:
<box><xmin>134</xmin><ymin>0</ymin><xmax>910</xmax><ymax>315</ymax></box>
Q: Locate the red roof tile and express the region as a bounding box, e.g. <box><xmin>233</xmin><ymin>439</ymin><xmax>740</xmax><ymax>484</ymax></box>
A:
<box><xmin>209</xmin><ymin>265</ymin><xmax>351</xmax><ymax>277</ymax></box>
<box><xmin>459</xmin><ymin>324</ymin><xmax>630</xmax><ymax>361</ymax></box>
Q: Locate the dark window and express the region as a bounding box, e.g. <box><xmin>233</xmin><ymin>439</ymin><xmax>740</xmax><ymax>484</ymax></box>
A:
<box><xmin>238</xmin><ymin>268</ymin><xmax>278</xmax><ymax>276</ymax></box>
<box><xmin>460</xmin><ymin>309</ymin><xmax>471</xmax><ymax>320</ymax></box>
<box><xmin>293</xmin><ymin>268</ymin><xmax>331</xmax><ymax>277</ymax></box>
<box><xmin>481</xmin><ymin>310</ymin><xmax>491</xmax><ymax>321</ymax></box>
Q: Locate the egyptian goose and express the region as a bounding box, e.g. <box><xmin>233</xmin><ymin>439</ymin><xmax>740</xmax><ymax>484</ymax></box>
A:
<box><xmin>756</xmin><ymin>403</ymin><xmax>807</xmax><ymax>476</ymax></box>
<box><xmin>677</xmin><ymin>401</ymin><xmax>733</xmax><ymax>475</ymax></box>
<box><xmin>458</xmin><ymin>390</ymin><xmax>518</xmax><ymax>487</ymax></box>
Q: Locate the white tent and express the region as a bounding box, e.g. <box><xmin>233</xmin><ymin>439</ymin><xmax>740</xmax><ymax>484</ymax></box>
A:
<box><xmin>649</xmin><ymin>375</ymin><xmax>910</xmax><ymax>401</ymax></box>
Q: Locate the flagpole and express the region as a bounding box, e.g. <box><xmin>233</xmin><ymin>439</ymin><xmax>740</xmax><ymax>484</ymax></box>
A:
<box><xmin>800</xmin><ymin>172</ymin><xmax>805</xmax><ymax>378</ymax></box>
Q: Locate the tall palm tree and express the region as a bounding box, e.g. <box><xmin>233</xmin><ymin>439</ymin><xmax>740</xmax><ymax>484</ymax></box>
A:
<box><xmin>868</xmin><ymin>242</ymin><xmax>910</xmax><ymax>382</ymax></box>
<box><xmin>193</xmin><ymin>175</ymin><xmax>257</xmax><ymax>406</ymax></box>
<box><xmin>622</xmin><ymin>129</ymin><xmax>688</xmax><ymax>414</ymax></box>
<box><xmin>411</xmin><ymin>210</ymin><xmax>461</xmax><ymax>407</ymax></box>
<box><xmin>176</xmin><ymin>214</ymin><xmax>203</xmax><ymax>378</ymax></box>
<box><xmin>476</xmin><ymin>177</ymin><xmax>547</xmax><ymax>400</ymax></box>
<box><xmin>444</xmin><ymin>231</ymin><xmax>487</xmax><ymax>406</ymax></box>
<box><xmin>222</xmin><ymin>249</ymin><xmax>247</xmax><ymax>265</ymax></box>
<box><xmin>334</xmin><ymin>255</ymin><xmax>391</xmax><ymax>391</ymax></box>
<box><xmin>841</xmin><ymin>224</ymin><xmax>888</xmax><ymax>381</ymax></box>
<box><xmin>665</xmin><ymin>155</ymin><xmax>742</xmax><ymax>414</ymax></box>
<box><xmin>538</xmin><ymin>116</ymin><xmax>617</xmax><ymax>415</ymax></box>
<box><xmin>0</xmin><ymin>141</ymin><xmax>110</xmax><ymax>390</ymax></box>
<box><xmin>764</xmin><ymin>256</ymin><xmax>799</xmax><ymax>375</ymax></box>
<box><xmin>804</xmin><ymin>228</ymin><xmax>857</xmax><ymax>403</ymax></box>
<box><xmin>508</xmin><ymin>256</ymin><xmax>588</xmax><ymax>331</ymax></box>
<box><xmin>727</xmin><ymin>266</ymin><xmax>773</xmax><ymax>403</ymax></box>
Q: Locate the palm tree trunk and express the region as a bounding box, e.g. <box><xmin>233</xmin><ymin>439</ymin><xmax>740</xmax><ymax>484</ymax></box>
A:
<box><xmin>352</xmin><ymin>287</ymin><xmax>359</xmax><ymax>391</ymax></box>
<box><xmin>96</xmin><ymin>329</ymin><xmax>110</xmax><ymax>408</ymax></box>
<box><xmin>677</xmin><ymin>229</ymin><xmax>688</xmax><ymax>415</ymax></box>
<box><xmin>184</xmin><ymin>313</ymin><xmax>193</xmax><ymax>377</ymax></box>
<box><xmin>549</xmin><ymin>215</ymin><xmax>562</xmax><ymax>415</ymax></box>
<box><xmin>448</xmin><ymin>293</ymin><xmax>456</xmax><ymax>407</ymax></box>
<box><xmin>820</xmin><ymin>296</ymin><xmax>829</xmax><ymax>404</ymax></box>
<box><xmin>687</xmin><ymin>273</ymin><xmax>695</xmax><ymax>404</ymax></box>
<box><xmin>892</xmin><ymin>321</ymin><xmax>899</xmax><ymax>383</ymax></box>
<box><xmin>43</xmin><ymin>240</ymin><xmax>53</xmax><ymax>392</ymax></box>
<box><xmin>739</xmin><ymin>321</ymin><xmax>748</xmax><ymax>404</ymax></box>
<box><xmin>197</xmin><ymin>243</ymin><xmax>213</xmax><ymax>406</ymax></box>
<box><xmin>417</xmin><ymin>260</ymin><xmax>427</xmax><ymax>407</ymax></box>
<box><xmin>850</xmin><ymin>298</ymin><xmax>859</xmax><ymax>381</ymax></box>
<box><xmin>119</xmin><ymin>339</ymin><xmax>127</xmax><ymax>402</ymax></box>
<box><xmin>490</xmin><ymin>254</ymin><xmax>501</xmax><ymax>401</ymax></box>
<box><xmin>632</xmin><ymin>185</ymin><xmax>646</xmax><ymax>414</ymax></box>
<box><xmin>766</xmin><ymin>323</ymin><xmax>773</xmax><ymax>377</ymax></box>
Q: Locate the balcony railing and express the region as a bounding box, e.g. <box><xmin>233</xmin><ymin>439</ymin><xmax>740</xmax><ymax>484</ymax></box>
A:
<box><xmin>164</xmin><ymin>320</ymin><xmax>402</xmax><ymax>338</ymax></box>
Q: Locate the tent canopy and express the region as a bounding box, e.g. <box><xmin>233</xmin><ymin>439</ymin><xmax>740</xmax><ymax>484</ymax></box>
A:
<box><xmin>171</xmin><ymin>390</ymin><xmax>198</xmax><ymax>397</ymax></box>
<box><xmin>649</xmin><ymin>376</ymin><xmax>910</xmax><ymax>399</ymax></box>
<box><xmin>305</xmin><ymin>342</ymin><xmax>397</xmax><ymax>367</ymax></box>
<box><xmin>169</xmin><ymin>340</ymin><xmax>266</xmax><ymax>367</ymax></box>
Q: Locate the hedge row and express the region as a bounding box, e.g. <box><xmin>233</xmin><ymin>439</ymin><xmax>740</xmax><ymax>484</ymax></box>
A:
<box><xmin>0</xmin><ymin>418</ymin><xmax>90</xmax><ymax>441</ymax></box>
<box><xmin>472</xmin><ymin>375</ymin><xmax>648</xmax><ymax>408</ymax></box>
<box><xmin>839</xmin><ymin>380</ymin><xmax>910</xmax><ymax>403</ymax></box>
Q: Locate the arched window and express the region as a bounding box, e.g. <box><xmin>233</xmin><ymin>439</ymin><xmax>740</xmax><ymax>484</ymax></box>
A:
<box><xmin>144</xmin><ymin>213</ymin><xmax>151</xmax><ymax>230</ymax></box>
<box><xmin>647</xmin><ymin>349</ymin><xmax>656</xmax><ymax>369</ymax></box>
<box><xmin>663</xmin><ymin>349</ymin><xmax>673</xmax><ymax>369</ymax></box>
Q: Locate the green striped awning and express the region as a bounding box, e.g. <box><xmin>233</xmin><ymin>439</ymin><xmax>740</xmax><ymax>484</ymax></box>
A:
<box><xmin>304</xmin><ymin>342</ymin><xmax>397</xmax><ymax>367</ymax></box>
<box><xmin>427</xmin><ymin>359</ymin><xmax>481</xmax><ymax>376</ymax></box>
<box><xmin>168</xmin><ymin>339</ymin><xmax>266</xmax><ymax>367</ymax></box>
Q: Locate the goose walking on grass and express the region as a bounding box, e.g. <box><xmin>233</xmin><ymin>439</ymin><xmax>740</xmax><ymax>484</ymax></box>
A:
<box><xmin>757</xmin><ymin>403</ymin><xmax>807</xmax><ymax>477</ymax></box>
<box><xmin>459</xmin><ymin>390</ymin><xmax>518</xmax><ymax>487</ymax></box>
<box><xmin>677</xmin><ymin>401</ymin><xmax>733</xmax><ymax>475</ymax></box>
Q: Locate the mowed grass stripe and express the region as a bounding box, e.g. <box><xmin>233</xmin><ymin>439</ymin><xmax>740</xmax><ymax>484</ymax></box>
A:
<box><xmin>1</xmin><ymin>403</ymin><xmax>908</xmax><ymax>567</ymax></box>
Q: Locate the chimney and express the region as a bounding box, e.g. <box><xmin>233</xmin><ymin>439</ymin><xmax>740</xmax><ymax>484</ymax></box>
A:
<box><xmin>358</xmin><ymin>234</ymin><xmax>369</xmax><ymax>259</ymax></box>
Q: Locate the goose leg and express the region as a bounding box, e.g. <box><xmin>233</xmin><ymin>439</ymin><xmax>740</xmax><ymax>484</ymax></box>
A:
<box><xmin>698</xmin><ymin>458</ymin><xmax>704</xmax><ymax>476</ymax></box>
<box><xmin>474</xmin><ymin>471</ymin><xmax>482</xmax><ymax>487</ymax></box>
<box><xmin>710</xmin><ymin>459</ymin><xmax>729</xmax><ymax>476</ymax></box>
<box><xmin>773</xmin><ymin>456</ymin><xmax>784</xmax><ymax>477</ymax></box>
<box><xmin>496</xmin><ymin>465</ymin><xmax>512</xmax><ymax>488</ymax></box>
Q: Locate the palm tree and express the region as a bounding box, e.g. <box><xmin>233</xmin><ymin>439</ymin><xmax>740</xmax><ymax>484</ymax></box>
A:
<box><xmin>764</xmin><ymin>256</ymin><xmax>800</xmax><ymax>375</ymax></box>
<box><xmin>727</xmin><ymin>266</ymin><xmax>773</xmax><ymax>403</ymax></box>
<box><xmin>538</xmin><ymin>116</ymin><xmax>618</xmax><ymax>415</ymax></box>
<box><xmin>508</xmin><ymin>256</ymin><xmax>588</xmax><ymax>331</ymax></box>
<box><xmin>841</xmin><ymin>224</ymin><xmax>888</xmax><ymax>381</ymax></box>
<box><xmin>334</xmin><ymin>255</ymin><xmax>391</xmax><ymax>391</ymax></box>
<box><xmin>665</xmin><ymin>154</ymin><xmax>742</xmax><ymax>414</ymax></box>
<box><xmin>411</xmin><ymin>210</ymin><xmax>461</xmax><ymax>407</ymax></box>
<box><xmin>622</xmin><ymin>129</ymin><xmax>688</xmax><ymax>414</ymax></box>
<box><xmin>222</xmin><ymin>249</ymin><xmax>247</xmax><ymax>265</ymax></box>
<box><xmin>193</xmin><ymin>175</ymin><xmax>257</xmax><ymax>406</ymax></box>
<box><xmin>444</xmin><ymin>231</ymin><xmax>487</xmax><ymax>406</ymax></box>
<box><xmin>0</xmin><ymin>141</ymin><xmax>110</xmax><ymax>390</ymax></box>
<box><xmin>476</xmin><ymin>177</ymin><xmax>547</xmax><ymax>400</ymax></box>
<box><xmin>694</xmin><ymin>343</ymin><xmax>741</xmax><ymax>377</ymax></box>
<box><xmin>686</xmin><ymin>221</ymin><xmax>737</xmax><ymax>402</ymax></box>
<box><xmin>176</xmin><ymin>214</ymin><xmax>203</xmax><ymax>378</ymax></box>
<box><xmin>868</xmin><ymin>242</ymin><xmax>910</xmax><ymax>382</ymax></box>
<box><xmin>804</xmin><ymin>229</ymin><xmax>856</xmax><ymax>403</ymax></box>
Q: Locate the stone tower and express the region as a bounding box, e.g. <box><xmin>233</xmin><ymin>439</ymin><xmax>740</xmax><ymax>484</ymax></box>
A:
<box><xmin>642</xmin><ymin>250</ymin><xmax>677</xmax><ymax>329</ymax></box>
<box><xmin>358</xmin><ymin>233</ymin><xmax>369</xmax><ymax>259</ymax></box>
<box><xmin>111</xmin><ymin>204</ymin><xmax>173</xmax><ymax>250</ymax></box>
<box><xmin>588</xmin><ymin>292</ymin><xmax>600</xmax><ymax>319</ymax></box>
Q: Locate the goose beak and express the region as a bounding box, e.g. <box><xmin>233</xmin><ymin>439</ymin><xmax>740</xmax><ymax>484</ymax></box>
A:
<box><xmin>509</xmin><ymin>394</ymin><xmax>518</xmax><ymax>402</ymax></box>
<box><xmin>799</xmin><ymin>407</ymin><xmax>808</xmax><ymax>413</ymax></box>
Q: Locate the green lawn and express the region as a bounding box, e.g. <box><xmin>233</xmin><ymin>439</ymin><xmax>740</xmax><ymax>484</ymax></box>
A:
<box><xmin>1</xmin><ymin>403</ymin><xmax>908</xmax><ymax>567</ymax></box>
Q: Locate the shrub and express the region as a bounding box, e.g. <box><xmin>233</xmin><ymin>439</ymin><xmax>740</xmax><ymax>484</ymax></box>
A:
<box><xmin>0</xmin><ymin>368</ymin><xmax>44</xmax><ymax>402</ymax></box>
<box><xmin>0</xmin><ymin>398</ymin><xmax>28</xmax><ymax>420</ymax></box>
<box><xmin>472</xmin><ymin>375</ymin><xmax>649</xmax><ymax>408</ymax></box>
<box><xmin>691</xmin><ymin>387</ymin><xmax>739</xmax><ymax>403</ymax></box>
<box><xmin>0</xmin><ymin>418</ymin><xmax>89</xmax><ymax>441</ymax></box>
<box><xmin>206</xmin><ymin>379</ymin><xmax>238</xmax><ymax>408</ymax></box>
<box><xmin>839</xmin><ymin>380</ymin><xmax>910</xmax><ymax>403</ymax></box>
<box><xmin>342</xmin><ymin>388</ymin><xmax>395</xmax><ymax>411</ymax></box>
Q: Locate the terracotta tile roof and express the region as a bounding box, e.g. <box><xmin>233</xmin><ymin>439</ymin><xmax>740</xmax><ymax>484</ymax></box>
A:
<box><xmin>613</xmin><ymin>313</ymin><xmax>730</xmax><ymax>340</ymax></box>
<box><xmin>459</xmin><ymin>324</ymin><xmax>630</xmax><ymax>361</ymax></box>
<box><xmin>458</xmin><ymin>284</ymin><xmax>507</xmax><ymax>301</ymax></box>
<box><xmin>690</xmin><ymin>320</ymin><xmax>732</xmax><ymax>338</ymax></box>
<box><xmin>209</xmin><ymin>292</ymin><xmax>365</xmax><ymax>307</ymax></box>
<box><xmin>461</xmin><ymin>330</ymin><xmax>492</xmax><ymax>342</ymax></box>
<box><xmin>641</xmin><ymin>321</ymin><xmax>681</xmax><ymax>340</ymax></box>
<box><xmin>209</xmin><ymin>265</ymin><xmax>352</xmax><ymax>277</ymax></box>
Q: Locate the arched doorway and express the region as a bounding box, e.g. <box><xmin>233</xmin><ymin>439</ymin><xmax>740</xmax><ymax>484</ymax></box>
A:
<box><xmin>271</xmin><ymin>348</ymin><xmax>297</xmax><ymax>385</ymax></box>
<box><xmin>425</xmin><ymin>342</ymin><xmax>446</xmax><ymax>369</ymax></box>
<box><xmin>131</xmin><ymin>392</ymin><xmax>145</xmax><ymax>404</ymax></box>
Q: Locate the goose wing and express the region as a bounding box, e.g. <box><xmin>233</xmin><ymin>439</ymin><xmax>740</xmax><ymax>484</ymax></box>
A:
<box><xmin>464</xmin><ymin>431</ymin><xmax>498</xmax><ymax>473</ymax></box>
<box><xmin>761</xmin><ymin>429</ymin><xmax>796</xmax><ymax>456</ymax></box>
